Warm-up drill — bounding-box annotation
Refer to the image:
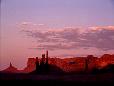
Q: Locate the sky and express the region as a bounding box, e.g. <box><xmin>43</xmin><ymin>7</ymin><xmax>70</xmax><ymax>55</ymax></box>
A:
<box><xmin>0</xmin><ymin>0</ymin><xmax>114</xmax><ymax>70</ymax></box>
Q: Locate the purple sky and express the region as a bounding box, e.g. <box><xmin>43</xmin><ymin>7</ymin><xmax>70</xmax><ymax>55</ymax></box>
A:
<box><xmin>1</xmin><ymin>0</ymin><xmax>114</xmax><ymax>70</ymax></box>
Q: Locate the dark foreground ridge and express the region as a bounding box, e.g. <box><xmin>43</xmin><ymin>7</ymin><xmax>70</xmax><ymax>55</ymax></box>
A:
<box><xmin>0</xmin><ymin>72</ymin><xmax>114</xmax><ymax>86</ymax></box>
<box><xmin>0</xmin><ymin>80</ymin><xmax>114</xmax><ymax>86</ymax></box>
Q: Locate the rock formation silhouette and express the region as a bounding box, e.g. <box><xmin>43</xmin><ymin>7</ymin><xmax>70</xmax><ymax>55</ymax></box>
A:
<box><xmin>1</xmin><ymin>53</ymin><xmax>114</xmax><ymax>74</ymax></box>
<box><xmin>30</xmin><ymin>51</ymin><xmax>64</xmax><ymax>74</ymax></box>
<box><xmin>2</xmin><ymin>62</ymin><xmax>18</xmax><ymax>73</ymax></box>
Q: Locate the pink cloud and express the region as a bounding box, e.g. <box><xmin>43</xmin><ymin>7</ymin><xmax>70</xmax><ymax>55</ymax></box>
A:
<box><xmin>22</xmin><ymin>25</ymin><xmax>114</xmax><ymax>51</ymax></box>
<box><xmin>89</xmin><ymin>26</ymin><xmax>114</xmax><ymax>31</ymax></box>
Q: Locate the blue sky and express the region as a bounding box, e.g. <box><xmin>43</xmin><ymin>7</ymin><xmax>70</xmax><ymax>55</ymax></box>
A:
<box><xmin>1</xmin><ymin>0</ymin><xmax>114</xmax><ymax>28</ymax></box>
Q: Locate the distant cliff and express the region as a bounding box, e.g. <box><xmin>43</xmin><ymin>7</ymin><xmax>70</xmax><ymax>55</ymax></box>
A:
<box><xmin>23</xmin><ymin>54</ymin><xmax>114</xmax><ymax>73</ymax></box>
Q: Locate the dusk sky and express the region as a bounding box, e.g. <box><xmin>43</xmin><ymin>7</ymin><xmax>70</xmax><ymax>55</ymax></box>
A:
<box><xmin>1</xmin><ymin>0</ymin><xmax>114</xmax><ymax>70</ymax></box>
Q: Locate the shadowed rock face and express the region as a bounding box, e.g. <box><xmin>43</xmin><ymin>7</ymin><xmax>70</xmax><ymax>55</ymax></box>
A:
<box><xmin>30</xmin><ymin>64</ymin><xmax>64</xmax><ymax>74</ymax></box>
<box><xmin>30</xmin><ymin>54</ymin><xmax>64</xmax><ymax>74</ymax></box>
<box><xmin>92</xmin><ymin>64</ymin><xmax>114</xmax><ymax>74</ymax></box>
<box><xmin>100</xmin><ymin>64</ymin><xmax>114</xmax><ymax>73</ymax></box>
